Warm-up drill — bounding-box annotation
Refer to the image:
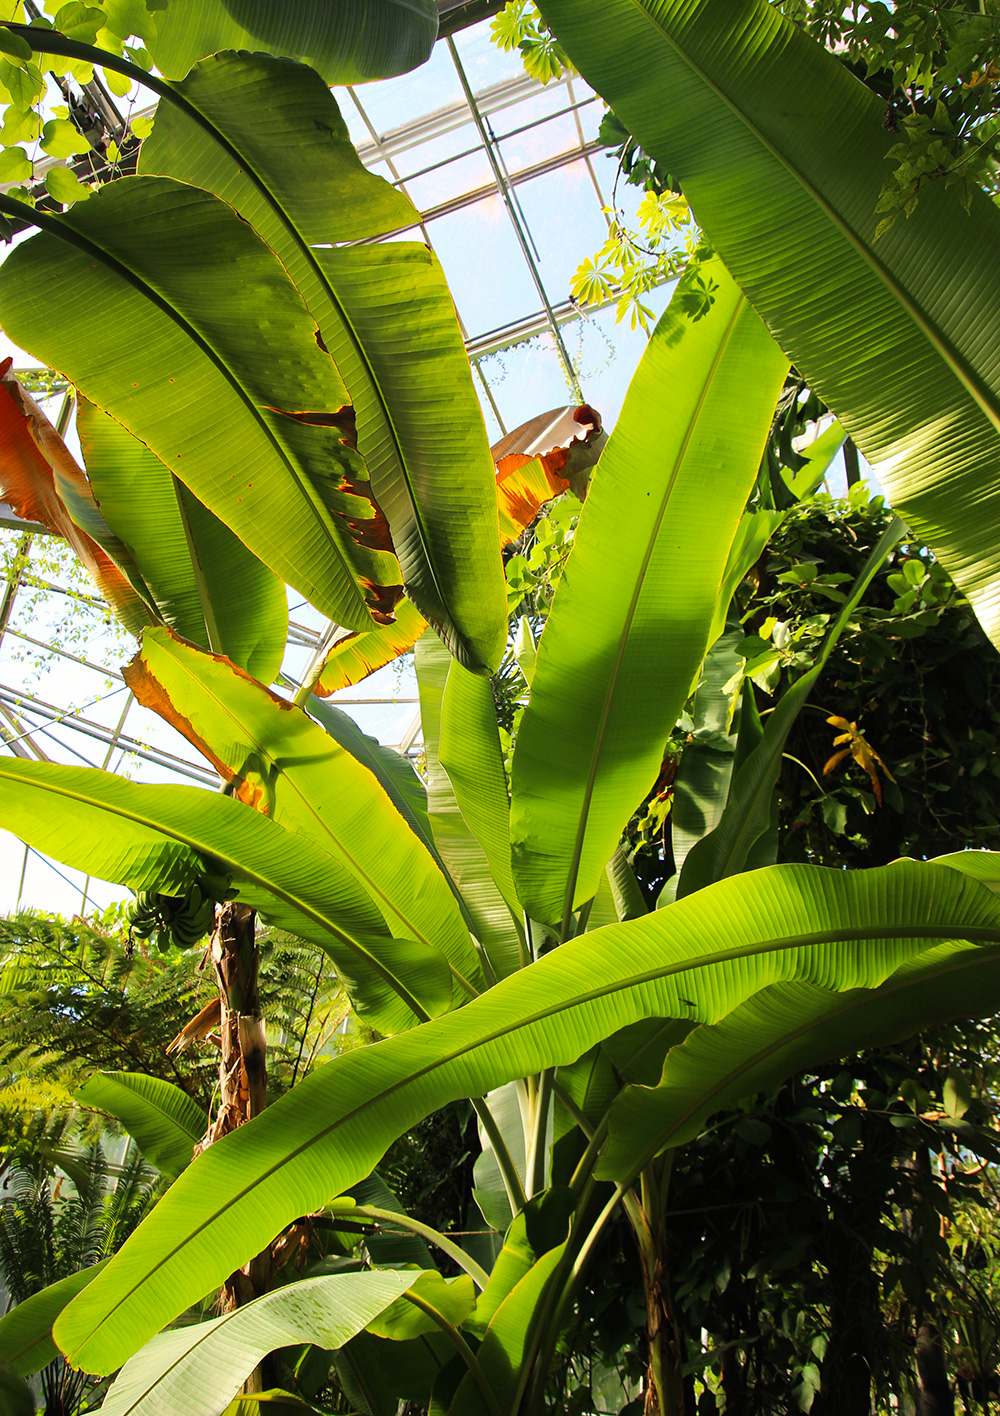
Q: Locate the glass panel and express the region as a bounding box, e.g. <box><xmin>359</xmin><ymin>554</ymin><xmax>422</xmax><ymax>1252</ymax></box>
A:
<box><xmin>451</xmin><ymin>17</ymin><xmax>526</xmax><ymax>89</ymax></box>
<box><xmin>400</xmin><ymin>143</ymin><xmax>495</xmax><ymax>214</ymax></box>
<box><xmin>348</xmin><ymin>40</ymin><xmax>467</xmax><ymax>138</ymax></box>
<box><xmin>424</xmin><ymin>197</ymin><xmax>540</xmax><ymax>338</ymax></box>
<box><xmin>512</xmin><ymin>158</ymin><xmax>611</xmax><ymax>304</ymax></box>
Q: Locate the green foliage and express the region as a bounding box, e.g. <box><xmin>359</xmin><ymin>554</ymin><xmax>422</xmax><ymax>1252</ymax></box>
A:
<box><xmin>490</xmin><ymin>1</ymin><xmax>572</xmax><ymax>85</ymax></box>
<box><xmin>743</xmin><ymin>492</ymin><xmax>1000</xmax><ymax>868</ymax></box>
<box><xmin>778</xmin><ymin>0</ymin><xmax>1000</xmax><ymax>226</ymax></box>
<box><xmin>0</xmin><ymin>1138</ymin><xmax>157</xmax><ymax>1413</ymax></box>
<box><xmin>6</xmin><ymin>9</ymin><xmax>1000</xmax><ymax>1413</ymax></box>
<box><xmin>0</xmin><ymin>910</ymin><xmax>218</xmax><ymax>1120</ymax></box>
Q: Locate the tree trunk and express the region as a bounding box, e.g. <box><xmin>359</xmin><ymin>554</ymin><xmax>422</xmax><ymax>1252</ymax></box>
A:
<box><xmin>642</xmin><ymin>1257</ymin><xmax>693</xmax><ymax>1416</ymax></box>
<box><xmin>195</xmin><ymin>903</ymin><xmax>270</xmax><ymax>1389</ymax></box>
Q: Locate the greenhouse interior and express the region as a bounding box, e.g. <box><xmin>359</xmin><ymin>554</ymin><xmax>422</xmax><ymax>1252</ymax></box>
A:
<box><xmin>0</xmin><ymin>0</ymin><xmax>997</xmax><ymax>1414</ymax></box>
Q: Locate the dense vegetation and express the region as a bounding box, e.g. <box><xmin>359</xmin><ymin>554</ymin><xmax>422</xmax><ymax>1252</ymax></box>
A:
<box><xmin>3</xmin><ymin>0</ymin><xmax>1000</xmax><ymax>1414</ymax></box>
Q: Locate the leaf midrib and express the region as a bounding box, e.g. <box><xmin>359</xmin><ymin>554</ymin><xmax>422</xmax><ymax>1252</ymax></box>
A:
<box><xmin>560</xmin><ymin>294</ymin><xmax>749</xmax><ymax>932</ymax></box>
<box><xmin>171</xmin><ymin>74</ymin><xmax>453</xmax><ymax>636</ymax></box>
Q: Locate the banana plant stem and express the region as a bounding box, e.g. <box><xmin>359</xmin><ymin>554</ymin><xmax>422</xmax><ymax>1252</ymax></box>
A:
<box><xmin>525</xmin><ymin>1067</ymin><xmax>553</xmax><ymax>1198</ymax></box>
<box><xmin>351</xmin><ymin>1205</ymin><xmax>490</xmax><ymax>1290</ymax></box>
<box><xmin>404</xmin><ymin>1291</ymin><xmax>505</xmax><ymax>1416</ymax></box>
<box><xmin>472</xmin><ymin>1095</ymin><xmax>527</xmax><ymax>1215</ymax></box>
<box><xmin>521</xmin><ymin>1181</ymin><xmax>625</xmax><ymax>1416</ymax></box>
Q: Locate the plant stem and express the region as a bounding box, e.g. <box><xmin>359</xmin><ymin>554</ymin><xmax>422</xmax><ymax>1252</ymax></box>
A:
<box><xmin>351</xmin><ymin>1205</ymin><xmax>490</xmax><ymax>1290</ymax></box>
<box><xmin>403</xmin><ymin>1290</ymin><xmax>506</xmax><ymax>1416</ymax></box>
<box><xmin>472</xmin><ymin>1095</ymin><xmax>527</xmax><ymax>1215</ymax></box>
<box><xmin>526</xmin><ymin>1067</ymin><xmax>553</xmax><ymax>1197</ymax></box>
<box><xmin>521</xmin><ymin>1182</ymin><xmax>626</xmax><ymax>1416</ymax></box>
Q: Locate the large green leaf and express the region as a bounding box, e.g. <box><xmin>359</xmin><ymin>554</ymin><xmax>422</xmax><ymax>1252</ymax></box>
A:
<box><xmin>600</xmin><ymin>939</ymin><xmax>1000</xmax><ymax>1180</ymax></box>
<box><xmin>55</xmin><ymin>858</ymin><xmax>1000</xmax><ymax>1373</ymax></box>
<box><xmin>0</xmin><ymin>175</ymin><xmax>401</xmax><ymax>633</ymax></box>
<box><xmin>76</xmin><ymin>398</ymin><xmax>287</xmax><ymax>683</ymax></box>
<box><xmin>139</xmin><ymin>53</ymin><xmax>507</xmax><ymax>672</ymax></box>
<box><xmin>0</xmin><ymin>757</ymin><xmax>450</xmax><ymax>1035</ymax></box>
<box><xmin>445</xmin><ymin>1248</ymin><xmax>565</xmax><ymax>1416</ymax></box>
<box><xmin>537</xmin><ymin>0</ymin><xmax>1000</xmax><ymax>650</ymax></box>
<box><xmin>303</xmin><ymin>695</ymin><xmax>433</xmax><ymax>853</ymax></box>
<box><xmin>415</xmin><ymin>632</ymin><xmax>522</xmax><ymax>985</ymax></box>
<box><xmin>97</xmin><ymin>1272</ymin><xmax>414</xmax><ymax>1416</ymax></box>
<box><xmin>101</xmin><ymin>0</ymin><xmax>438</xmax><ymax>83</ymax></box>
<box><xmin>75</xmin><ymin>1072</ymin><xmax>207</xmax><ymax>1178</ymax></box>
<box><xmin>0</xmin><ymin>1262</ymin><xmax>107</xmax><ymax>1376</ymax></box>
<box><xmin>125</xmin><ymin>628</ymin><xmax>484</xmax><ymax>1002</ymax></box>
<box><xmin>440</xmin><ymin>659</ymin><xmax>520</xmax><ymax>926</ymax></box>
<box><xmin>510</xmin><ymin>260</ymin><xmax>787</xmax><ymax>927</ymax></box>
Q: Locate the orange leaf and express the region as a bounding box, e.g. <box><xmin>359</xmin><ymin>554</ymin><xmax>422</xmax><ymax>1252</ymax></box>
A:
<box><xmin>0</xmin><ymin>360</ymin><xmax>154</xmax><ymax>636</ymax></box>
<box><xmin>823</xmin><ymin>747</ymin><xmax>852</xmax><ymax>776</ymax></box>
<box><xmin>494</xmin><ymin>403</ymin><xmax>605</xmax><ymax>545</ymax></box>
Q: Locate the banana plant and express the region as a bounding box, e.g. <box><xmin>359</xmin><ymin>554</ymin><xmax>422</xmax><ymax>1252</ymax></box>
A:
<box><xmin>2</xmin><ymin>16</ymin><xmax>1000</xmax><ymax>1416</ymax></box>
<box><xmin>5</xmin><ymin>249</ymin><xmax>1000</xmax><ymax>1416</ymax></box>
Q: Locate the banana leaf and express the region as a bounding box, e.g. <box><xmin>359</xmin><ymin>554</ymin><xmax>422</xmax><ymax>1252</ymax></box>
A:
<box><xmin>125</xmin><ymin>628</ymin><xmax>484</xmax><ymax>1003</ymax></box>
<box><xmin>74</xmin><ymin>1072</ymin><xmax>207</xmax><ymax>1178</ymax></box>
<box><xmin>0</xmin><ymin>175</ymin><xmax>401</xmax><ymax>633</ymax></box>
<box><xmin>97</xmin><ymin>1272</ymin><xmax>414</xmax><ymax>1416</ymax></box>
<box><xmin>415</xmin><ymin>631</ymin><xmax>523</xmax><ymax>984</ymax></box>
<box><xmin>139</xmin><ymin>54</ymin><xmax>506</xmax><ymax>673</ymax></box>
<box><xmin>440</xmin><ymin>657</ymin><xmax>523</xmax><ymax>958</ymax></box>
<box><xmin>536</xmin><ymin>0</ymin><xmax>1000</xmax><ymax>651</ymax></box>
<box><xmin>99</xmin><ymin>0</ymin><xmax>438</xmax><ymax>83</ymax></box>
<box><xmin>0</xmin><ymin>362</ymin><xmax>153</xmax><ymax>636</ymax></box>
<box><xmin>443</xmin><ymin>1247</ymin><xmax>565</xmax><ymax>1416</ymax></box>
<box><xmin>0</xmin><ymin>757</ymin><xmax>451</xmax><ymax>1035</ymax></box>
<box><xmin>0</xmin><ymin>1261</ymin><xmax>107</xmax><ymax>1376</ymax></box>
<box><xmin>317</xmin><ymin>600</ymin><xmax>428</xmax><ymax>696</ymax></box>
<box><xmin>600</xmin><ymin>938</ymin><xmax>1000</xmax><ymax>1179</ymax></box>
<box><xmin>510</xmin><ymin>260</ymin><xmax>787</xmax><ymax>927</ymax></box>
<box><xmin>54</xmin><ymin>857</ymin><xmax>1000</xmax><ymax>1373</ymax></box>
<box><xmin>76</xmin><ymin>398</ymin><xmax>287</xmax><ymax>684</ymax></box>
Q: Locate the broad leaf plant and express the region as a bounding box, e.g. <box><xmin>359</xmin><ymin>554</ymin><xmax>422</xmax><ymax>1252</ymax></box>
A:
<box><xmin>2</xmin><ymin>1</ymin><xmax>1000</xmax><ymax>1413</ymax></box>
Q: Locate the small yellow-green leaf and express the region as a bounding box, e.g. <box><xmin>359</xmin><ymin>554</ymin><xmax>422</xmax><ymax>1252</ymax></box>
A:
<box><xmin>41</xmin><ymin>117</ymin><xmax>88</xmax><ymax>159</ymax></box>
<box><xmin>0</xmin><ymin>58</ymin><xmax>44</xmax><ymax>108</ymax></box>
<box><xmin>0</xmin><ymin>144</ymin><xmax>31</xmax><ymax>182</ymax></box>
<box><xmin>130</xmin><ymin>114</ymin><xmax>154</xmax><ymax>140</ymax></box>
<box><xmin>1</xmin><ymin>106</ymin><xmax>41</xmax><ymax>143</ymax></box>
<box><xmin>53</xmin><ymin>2</ymin><xmax>105</xmax><ymax>44</ymax></box>
<box><xmin>102</xmin><ymin>64</ymin><xmax>133</xmax><ymax>97</ymax></box>
<box><xmin>45</xmin><ymin>165</ymin><xmax>91</xmax><ymax>205</ymax></box>
<box><xmin>0</xmin><ymin>26</ymin><xmax>33</xmax><ymax>64</ymax></box>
